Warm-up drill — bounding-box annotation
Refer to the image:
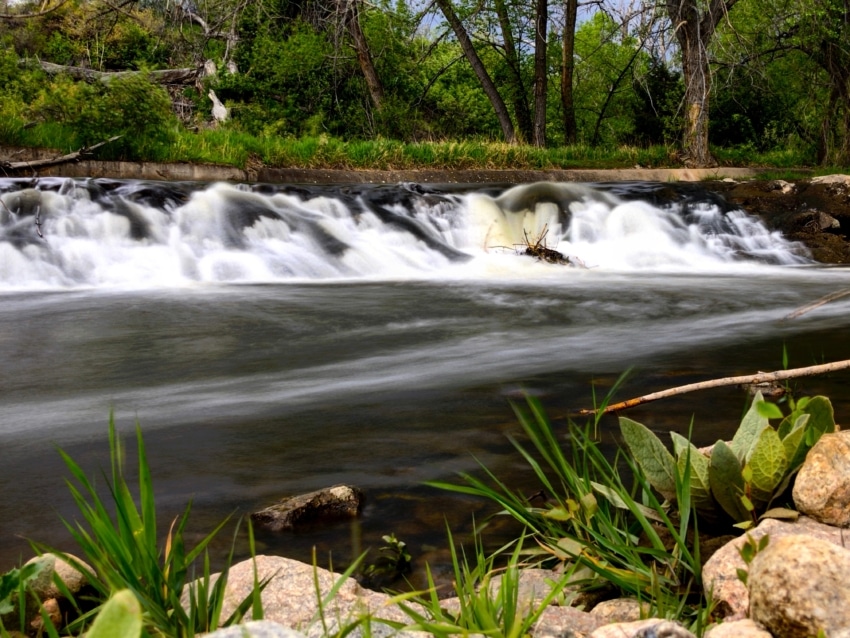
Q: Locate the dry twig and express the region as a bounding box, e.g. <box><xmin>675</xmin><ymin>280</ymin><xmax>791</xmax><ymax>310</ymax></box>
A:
<box><xmin>578</xmin><ymin>359</ymin><xmax>850</xmax><ymax>416</ymax></box>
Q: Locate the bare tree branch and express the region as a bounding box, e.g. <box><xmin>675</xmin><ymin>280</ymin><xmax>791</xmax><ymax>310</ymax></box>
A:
<box><xmin>579</xmin><ymin>359</ymin><xmax>850</xmax><ymax>416</ymax></box>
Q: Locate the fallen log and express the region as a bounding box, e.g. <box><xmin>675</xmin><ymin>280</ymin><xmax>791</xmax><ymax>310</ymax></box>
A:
<box><xmin>1</xmin><ymin>136</ymin><xmax>122</xmax><ymax>171</ymax></box>
<box><xmin>578</xmin><ymin>359</ymin><xmax>850</xmax><ymax>416</ymax></box>
<box><xmin>20</xmin><ymin>59</ymin><xmax>200</xmax><ymax>85</ymax></box>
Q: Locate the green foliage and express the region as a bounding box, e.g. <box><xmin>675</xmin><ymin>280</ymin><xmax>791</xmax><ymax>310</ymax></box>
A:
<box><xmin>430</xmin><ymin>397</ymin><xmax>704</xmax><ymax>618</ymax></box>
<box><xmin>52</xmin><ymin>415</ymin><xmax>267</xmax><ymax>637</ymax></box>
<box><xmin>391</xmin><ymin>532</ymin><xmax>568</xmax><ymax>638</ymax></box>
<box><xmin>735</xmin><ymin>534</ymin><xmax>769</xmax><ymax>586</ymax></box>
<box><xmin>84</xmin><ymin>589</ymin><xmax>143</xmax><ymax>638</ymax></box>
<box><xmin>359</xmin><ymin>534</ymin><xmax>412</xmax><ymax>589</ymax></box>
<box><xmin>622</xmin><ymin>392</ymin><xmax>836</xmax><ymax>528</ymax></box>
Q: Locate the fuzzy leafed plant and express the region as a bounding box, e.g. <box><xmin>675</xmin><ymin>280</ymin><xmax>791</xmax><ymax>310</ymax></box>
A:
<box><xmin>620</xmin><ymin>392</ymin><xmax>836</xmax><ymax>528</ymax></box>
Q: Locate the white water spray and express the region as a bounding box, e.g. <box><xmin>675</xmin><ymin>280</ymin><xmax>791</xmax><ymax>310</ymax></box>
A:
<box><xmin>0</xmin><ymin>179</ymin><xmax>810</xmax><ymax>289</ymax></box>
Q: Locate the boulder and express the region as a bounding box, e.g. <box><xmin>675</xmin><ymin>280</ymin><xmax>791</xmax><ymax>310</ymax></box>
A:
<box><xmin>252</xmin><ymin>485</ymin><xmax>364</xmax><ymax>531</ymax></box>
<box><xmin>702</xmin><ymin>516</ymin><xmax>848</xmax><ymax>620</ymax></box>
<box><xmin>202</xmin><ymin>621</ymin><xmax>306</xmax><ymax>638</ymax></box>
<box><xmin>533</xmin><ymin>605</ymin><xmax>605</xmax><ymax>637</ymax></box>
<box><xmin>589</xmin><ymin>598</ymin><xmax>646</xmax><ymax>624</ymax></box>
<box><xmin>196</xmin><ymin>555</ymin><xmax>424</xmax><ymax>637</ymax></box>
<box><xmin>703</xmin><ymin>619</ymin><xmax>772</xmax><ymax>638</ymax></box>
<box><xmin>748</xmin><ymin>534</ymin><xmax>850</xmax><ymax>637</ymax></box>
<box><xmin>588</xmin><ymin>619</ymin><xmax>695</xmax><ymax>638</ymax></box>
<box><xmin>793</xmin><ymin>430</ymin><xmax>850</xmax><ymax>527</ymax></box>
<box><xmin>1</xmin><ymin>553</ymin><xmax>93</xmax><ymax>634</ymax></box>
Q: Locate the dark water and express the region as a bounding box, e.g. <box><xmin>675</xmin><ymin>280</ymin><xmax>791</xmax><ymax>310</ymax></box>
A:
<box><xmin>1</xmin><ymin>178</ymin><xmax>849</xmax><ymax>584</ymax></box>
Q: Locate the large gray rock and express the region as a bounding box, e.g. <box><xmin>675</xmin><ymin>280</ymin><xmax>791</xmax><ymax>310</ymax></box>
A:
<box><xmin>252</xmin><ymin>485</ymin><xmax>364</xmax><ymax>531</ymax></box>
<box><xmin>589</xmin><ymin>598</ymin><xmax>646</xmax><ymax>624</ymax></box>
<box><xmin>748</xmin><ymin>534</ymin><xmax>850</xmax><ymax>638</ymax></box>
<box><xmin>703</xmin><ymin>619</ymin><xmax>771</xmax><ymax>638</ymax></box>
<box><xmin>198</xmin><ymin>555</ymin><xmax>424</xmax><ymax>638</ymax></box>
<box><xmin>588</xmin><ymin>619</ymin><xmax>695</xmax><ymax>638</ymax></box>
<box><xmin>702</xmin><ymin>516</ymin><xmax>848</xmax><ymax>620</ymax></box>
<box><xmin>1</xmin><ymin>553</ymin><xmax>93</xmax><ymax>634</ymax></box>
<box><xmin>533</xmin><ymin>605</ymin><xmax>605</xmax><ymax>637</ymax></box>
<box><xmin>793</xmin><ymin>430</ymin><xmax>850</xmax><ymax>527</ymax></box>
<box><xmin>203</xmin><ymin>620</ymin><xmax>306</xmax><ymax>638</ymax></box>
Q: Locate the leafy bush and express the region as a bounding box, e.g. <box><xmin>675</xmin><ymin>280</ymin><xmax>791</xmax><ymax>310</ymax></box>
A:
<box><xmin>621</xmin><ymin>392</ymin><xmax>836</xmax><ymax>528</ymax></box>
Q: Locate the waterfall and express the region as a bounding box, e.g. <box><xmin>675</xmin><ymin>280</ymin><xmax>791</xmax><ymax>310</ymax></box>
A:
<box><xmin>0</xmin><ymin>178</ymin><xmax>810</xmax><ymax>289</ymax></box>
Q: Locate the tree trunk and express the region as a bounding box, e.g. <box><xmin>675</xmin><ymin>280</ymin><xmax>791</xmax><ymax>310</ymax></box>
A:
<box><xmin>493</xmin><ymin>0</ymin><xmax>532</xmax><ymax>142</ymax></box>
<box><xmin>532</xmin><ymin>0</ymin><xmax>548</xmax><ymax>147</ymax></box>
<box><xmin>665</xmin><ymin>0</ymin><xmax>738</xmax><ymax>167</ymax></box>
<box><xmin>561</xmin><ymin>0</ymin><xmax>578</xmax><ymax>145</ymax></box>
<box><xmin>343</xmin><ymin>0</ymin><xmax>384</xmax><ymax>110</ymax></box>
<box><xmin>25</xmin><ymin>60</ymin><xmax>199</xmax><ymax>85</ymax></box>
<box><xmin>434</xmin><ymin>0</ymin><xmax>517</xmax><ymax>144</ymax></box>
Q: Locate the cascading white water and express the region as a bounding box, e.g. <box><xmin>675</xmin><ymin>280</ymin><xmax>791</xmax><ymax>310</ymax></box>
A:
<box><xmin>0</xmin><ymin>178</ymin><xmax>810</xmax><ymax>288</ymax></box>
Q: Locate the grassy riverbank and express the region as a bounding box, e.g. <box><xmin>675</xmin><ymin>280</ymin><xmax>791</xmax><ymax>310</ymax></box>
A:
<box><xmin>5</xmin><ymin>123</ymin><xmax>818</xmax><ymax>174</ymax></box>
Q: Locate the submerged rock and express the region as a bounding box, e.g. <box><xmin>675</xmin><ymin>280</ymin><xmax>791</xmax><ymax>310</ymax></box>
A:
<box><xmin>748</xmin><ymin>534</ymin><xmax>850</xmax><ymax>637</ymax></box>
<box><xmin>251</xmin><ymin>484</ymin><xmax>364</xmax><ymax>531</ymax></box>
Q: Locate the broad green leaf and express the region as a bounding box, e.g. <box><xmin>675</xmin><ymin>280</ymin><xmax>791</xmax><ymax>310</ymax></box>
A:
<box><xmin>709</xmin><ymin>440</ymin><xmax>751</xmax><ymax>522</ymax></box>
<box><xmin>619</xmin><ymin>417</ymin><xmax>677</xmax><ymax>500</ymax></box>
<box><xmin>731</xmin><ymin>392</ymin><xmax>771</xmax><ymax>463</ymax></box>
<box><xmin>756</xmin><ymin>401</ymin><xmax>784</xmax><ymax>420</ymax></box>
<box><xmin>803</xmin><ymin>396</ymin><xmax>836</xmax><ymax>439</ymax></box>
<box><xmin>670</xmin><ymin>432</ymin><xmax>714</xmax><ymax>512</ymax></box>
<box><xmin>782</xmin><ymin>417</ymin><xmax>810</xmax><ymax>472</ymax></box>
<box><xmin>748</xmin><ymin>427</ymin><xmax>788</xmax><ymax>506</ymax></box>
<box><xmin>86</xmin><ymin>589</ymin><xmax>143</xmax><ymax>638</ymax></box>
<box><xmin>778</xmin><ymin>411</ymin><xmax>808</xmax><ymax>439</ymax></box>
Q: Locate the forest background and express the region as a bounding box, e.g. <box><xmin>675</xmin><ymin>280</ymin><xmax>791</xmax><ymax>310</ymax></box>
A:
<box><xmin>1</xmin><ymin>0</ymin><xmax>849</xmax><ymax>170</ymax></box>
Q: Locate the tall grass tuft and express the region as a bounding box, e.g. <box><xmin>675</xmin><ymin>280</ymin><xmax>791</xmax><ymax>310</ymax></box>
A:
<box><xmin>50</xmin><ymin>414</ymin><xmax>266</xmax><ymax>637</ymax></box>
<box><xmin>429</xmin><ymin>396</ymin><xmax>708</xmax><ymax>626</ymax></box>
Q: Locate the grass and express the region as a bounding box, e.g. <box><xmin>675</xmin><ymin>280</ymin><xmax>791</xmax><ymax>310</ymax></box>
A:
<box><xmin>21</xmin><ymin>414</ymin><xmax>267</xmax><ymax>638</ymax></box>
<box><xmin>428</xmin><ymin>395</ymin><xmax>712</xmax><ymax>632</ymax></box>
<box><xmin>2</xmin><ymin>118</ymin><xmax>817</xmax><ymax>172</ymax></box>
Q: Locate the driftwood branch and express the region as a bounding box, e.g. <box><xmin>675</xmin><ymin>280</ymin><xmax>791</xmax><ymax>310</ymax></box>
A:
<box><xmin>1</xmin><ymin>136</ymin><xmax>122</xmax><ymax>171</ymax></box>
<box><xmin>783</xmin><ymin>288</ymin><xmax>850</xmax><ymax>320</ymax></box>
<box><xmin>579</xmin><ymin>359</ymin><xmax>850</xmax><ymax>416</ymax></box>
<box><xmin>21</xmin><ymin>60</ymin><xmax>199</xmax><ymax>85</ymax></box>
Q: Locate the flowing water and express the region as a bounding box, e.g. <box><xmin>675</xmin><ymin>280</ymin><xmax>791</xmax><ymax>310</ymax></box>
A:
<box><xmin>2</xmin><ymin>177</ymin><xmax>850</xmax><ymax>578</ymax></box>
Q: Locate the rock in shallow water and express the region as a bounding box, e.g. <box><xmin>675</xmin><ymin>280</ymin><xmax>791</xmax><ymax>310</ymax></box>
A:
<box><xmin>748</xmin><ymin>534</ymin><xmax>850</xmax><ymax>637</ymax></box>
<box><xmin>251</xmin><ymin>484</ymin><xmax>364</xmax><ymax>531</ymax></box>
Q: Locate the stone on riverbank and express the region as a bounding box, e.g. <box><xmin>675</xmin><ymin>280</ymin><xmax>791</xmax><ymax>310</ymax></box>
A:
<box><xmin>748</xmin><ymin>534</ymin><xmax>850</xmax><ymax>637</ymax></box>
<box><xmin>251</xmin><ymin>485</ymin><xmax>364</xmax><ymax>531</ymax></box>
<box><xmin>793</xmin><ymin>430</ymin><xmax>850</xmax><ymax>526</ymax></box>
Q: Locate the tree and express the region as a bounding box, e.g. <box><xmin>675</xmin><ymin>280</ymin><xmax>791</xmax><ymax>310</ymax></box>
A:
<box><xmin>433</xmin><ymin>0</ymin><xmax>518</xmax><ymax>143</ymax></box>
<box><xmin>561</xmin><ymin>0</ymin><xmax>578</xmax><ymax>144</ymax></box>
<box><xmin>532</xmin><ymin>0</ymin><xmax>548</xmax><ymax>146</ymax></box>
<box><xmin>665</xmin><ymin>0</ymin><xmax>739</xmax><ymax>166</ymax></box>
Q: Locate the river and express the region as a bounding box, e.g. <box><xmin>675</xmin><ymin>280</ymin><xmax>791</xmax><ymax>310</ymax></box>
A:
<box><xmin>2</xmin><ymin>177</ymin><xmax>850</xmax><ymax>580</ymax></box>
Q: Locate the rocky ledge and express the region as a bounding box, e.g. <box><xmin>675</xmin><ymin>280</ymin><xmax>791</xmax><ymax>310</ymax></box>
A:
<box><xmin>708</xmin><ymin>174</ymin><xmax>850</xmax><ymax>264</ymax></box>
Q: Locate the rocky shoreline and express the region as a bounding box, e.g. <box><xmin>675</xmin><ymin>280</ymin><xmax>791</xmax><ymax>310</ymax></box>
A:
<box><xmin>12</xmin><ymin>429</ymin><xmax>850</xmax><ymax>638</ymax></box>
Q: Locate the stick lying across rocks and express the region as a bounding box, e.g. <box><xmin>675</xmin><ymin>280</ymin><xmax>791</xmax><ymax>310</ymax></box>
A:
<box><xmin>578</xmin><ymin>359</ymin><xmax>850</xmax><ymax>416</ymax></box>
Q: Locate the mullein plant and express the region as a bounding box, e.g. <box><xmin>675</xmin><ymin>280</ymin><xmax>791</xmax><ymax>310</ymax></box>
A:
<box><xmin>621</xmin><ymin>392</ymin><xmax>836</xmax><ymax>528</ymax></box>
